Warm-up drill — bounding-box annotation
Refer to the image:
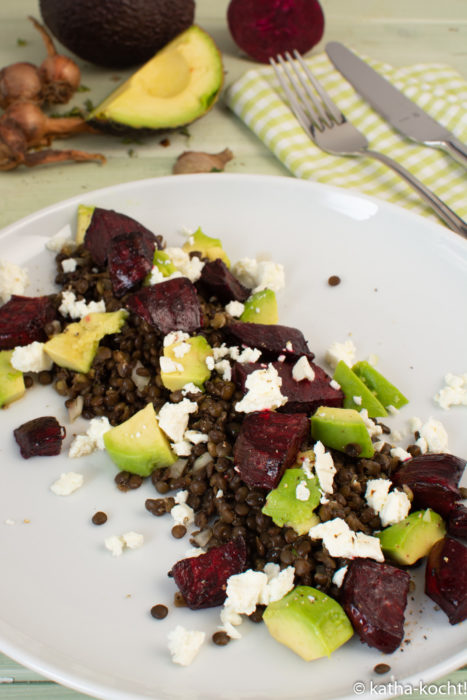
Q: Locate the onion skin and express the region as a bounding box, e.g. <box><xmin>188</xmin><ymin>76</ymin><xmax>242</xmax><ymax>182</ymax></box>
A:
<box><xmin>0</xmin><ymin>63</ymin><xmax>43</xmax><ymax>109</ymax></box>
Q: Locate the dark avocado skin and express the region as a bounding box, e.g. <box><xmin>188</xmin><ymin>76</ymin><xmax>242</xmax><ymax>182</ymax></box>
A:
<box><xmin>39</xmin><ymin>0</ymin><xmax>195</xmax><ymax>69</ymax></box>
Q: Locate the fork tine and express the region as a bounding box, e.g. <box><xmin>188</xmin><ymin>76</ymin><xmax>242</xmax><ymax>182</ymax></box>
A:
<box><xmin>284</xmin><ymin>51</ymin><xmax>331</xmax><ymax>128</ymax></box>
<box><xmin>292</xmin><ymin>50</ymin><xmax>345</xmax><ymax>125</ymax></box>
<box><xmin>269</xmin><ymin>56</ymin><xmax>315</xmax><ymax>135</ymax></box>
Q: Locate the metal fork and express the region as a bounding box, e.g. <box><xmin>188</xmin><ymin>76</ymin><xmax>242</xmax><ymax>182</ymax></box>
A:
<box><xmin>270</xmin><ymin>51</ymin><xmax>467</xmax><ymax>238</ymax></box>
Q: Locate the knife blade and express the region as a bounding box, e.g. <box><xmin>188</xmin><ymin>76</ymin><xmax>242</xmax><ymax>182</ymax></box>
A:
<box><xmin>325</xmin><ymin>42</ymin><xmax>467</xmax><ymax>168</ymax></box>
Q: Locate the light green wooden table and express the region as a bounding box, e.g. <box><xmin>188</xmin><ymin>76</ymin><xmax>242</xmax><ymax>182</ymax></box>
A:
<box><xmin>0</xmin><ymin>1</ymin><xmax>466</xmax><ymax>698</ymax></box>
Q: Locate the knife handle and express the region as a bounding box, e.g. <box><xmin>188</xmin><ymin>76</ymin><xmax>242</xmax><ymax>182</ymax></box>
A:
<box><xmin>366</xmin><ymin>149</ymin><xmax>467</xmax><ymax>238</ymax></box>
<box><xmin>441</xmin><ymin>137</ymin><xmax>467</xmax><ymax>168</ymax></box>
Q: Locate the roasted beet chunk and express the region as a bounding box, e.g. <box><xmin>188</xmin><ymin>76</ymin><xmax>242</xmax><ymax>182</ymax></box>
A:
<box><xmin>107</xmin><ymin>231</ymin><xmax>155</xmax><ymax>297</ymax></box>
<box><xmin>447</xmin><ymin>503</ymin><xmax>467</xmax><ymax>538</ymax></box>
<box><xmin>84</xmin><ymin>207</ymin><xmax>160</xmax><ymax>266</ymax></box>
<box><xmin>197</xmin><ymin>259</ymin><xmax>251</xmax><ymax>303</ymax></box>
<box><xmin>233</xmin><ymin>360</ymin><xmax>343</xmax><ymax>414</ymax></box>
<box><xmin>170</xmin><ymin>537</ymin><xmax>247</xmax><ymax>609</ymax></box>
<box><xmin>0</xmin><ymin>295</ymin><xmax>56</xmax><ymax>349</ymax></box>
<box><xmin>425</xmin><ymin>536</ymin><xmax>467</xmax><ymax>624</ymax></box>
<box><xmin>234</xmin><ymin>411</ymin><xmax>309</xmax><ymax>490</ymax></box>
<box><xmin>14</xmin><ymin>416</ymin><xmax>66</xmax><ymax>459</ymax></box>
<box><xmin>126</xmin><ymin>277</ymin><xmax>201</xmax><ymax>335</ymax></box>
<box><xmin>224</xmin><ymin>322</ymin><xmax>314</xmax><ymax>361</ymax></box>
<box><xmin>392</xmin><ymin>453</ymin><xmax>466</xmax><ymax>518</ymax></box>
<box><xmin>340</xmin><ymin>559</ymin><xmax>410</xmax><ymax>653</ymax></box>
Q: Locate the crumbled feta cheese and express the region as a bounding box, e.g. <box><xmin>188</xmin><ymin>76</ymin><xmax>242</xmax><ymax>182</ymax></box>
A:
<box><xmin>11</xmin><ymin>341</ymin><xmax>53</xmax><ymax>372</ymax></box>
<box><xmin>386</xmin><ymin>404</ymin><xmax>399</xmax><ymax>415</ymax></box>
<box><xmin>46</xmin><ymin>224</ymin><xmax>74</xmax><ymax>252</ymax></box>
<box><xmin>235</xmin><ymin>363</ymin><xmax>287</xmax><ymax>413</ymax></box>
<box><xmin>0</xmin><ymin>259</ymin><xmax>29</xmax><ymax>303</ymax></box>
<box><xmin>365</xmin><ymin>479</ymin><xmax>411</xmax><ymax>527</ymax></box>
<box><xmin>61</xmin><ymin>258</ymin><xmax>77</xmax><ymax>273</ymax></box>
<box><xmin>332</xmin><ymin>565</ymin><xmax>348</xmax><ymax>588</ymax></box>
<box><xmin>184</xmin><ymin>430</ymin><xmax>209</xmax><ymax>445</ymax></box>
<box><xmin>164</xmin><ymin>331</ymin><xmax>190</xmax><ymax>347</ymax></box>
<box><xmin>308</xmin><ymin>518</ymin><xmax>384</xmax><ymax>562</ymax></box>
<box><xmin>160</xmin><ymin>356</ymin><xmax>184</xmax><ymax>374</ymax></box>
<box><xmin>296</xmin><ymin>480</ymin><xmax>310</xmax><ymax>501</ymax></box>
<box><xmin>230</xmin><ymin>346</ymin><xmax>262</xmax><ymax>364</ymax></box>
<box><xmin>148</xmin><ymin>267</ymin><xmax>182</xmax><ymax>286</ymax></box>
<box><xmin>50</xmin><ymin>472</ymin><xmax>84</xmax><ymax>496</ymax></box>
<box><xmin>175</xmin><ymin>490</ymin><xmax>188</xmax><ymax>504</ymax></box>
<box><xmin>168</xmin><ymin>626</ymin><xmax>205</xmax><ymax>666</ymax></box>
<box><xmin>434</xmin><ymin>372</ymin><xmax>467</xmax><ymax>409</ymax></box>
<box><xmin>325</xmin><ymin>340</ymin><xmax>357</xmax><ymax>369</ymax></box>
<box><xmin>173</xmin><ymin>342</ymin><xmax>191</xmax><ymax>358</ymax></box>
<box><xmin>158</xmin><ymin>399</ymin><xmax>198</xmax><ymax>443</ymax></box>
<box><xmin>330</xmin><ymin>379</ymin><xmax>341</xmax><ymax>390</ymax></box>
<box><xmin>390</xmin><ymin>446</ymin><xmax>412</xmax><ymax>462</ymax></box>
<box><xmin>225</xmin><ymin>300</ymin><xmax>245</xmax><ymax>317</ymax></box>
<box><xmin>164</xmin><ymin>247</ymin><xmax>205</xmax><ymax>282</ymax></box>
<box><xmin>183</xmin><ymin>547</ymin><xmax>205</xmax><ymax>558</ymax></box>
<box><xmin>313</xmin><ymin>441</ymin><xmax>336</xmax><ymax>495</ymax></box>
<box><xmin>414</xmin><ymin>416</ymin><xmax>449</xmax><ymax>454</ymax></box>
<box><xmin>205</xmin><ymin>355</ymin><xmax>215</xmax><ymax>371</ymax></box>
<box><xmin>214</xmin><ymin>359</ymin><xmax>232</xmax><ymax>381</ymax></box>
<box><xmin>170</xmin><ymin>502</ymin><xmax>195</xmax><ymax>526</ymax></box>
<box><xmin>292</xmin><ymin>356</ymin><xmax>315</xmax><ymax>382</ymax></box>
<box><xmin>69</xmin><ymin>416</ymin><xmax>111</xmax><ymax>457</ymax></box>
<box><xmin>59</xmin><ymin>290</ymin><xmax>106</xmax><ymax>319</ymax></box>
<box><xmin>359</xmin><ymin>408</ymin><xmax>383</xmax><ymax>438</ymax></box>
<box><xmin>172</xmin><ymin>440</ymin><xmax>192</xmax><ymax>456</ymax></box>
<box><xmin>353</xmin><ymin>395</ymin><xmax>362</xmax><ymax>406</ymax></box>
<box><xmin>181</xmin><ymin>382</ymin><xmax>202</xmax><ymax>396</ymax></box>
<box><xmin>105</xmin><ymin>531</ymin><xmax>144</xmax><ymax>557</ymax></box>
<box><xmin>232</xmin><ymin>258</ymin><xmax>285</xmax><ymax>293</ymax></box>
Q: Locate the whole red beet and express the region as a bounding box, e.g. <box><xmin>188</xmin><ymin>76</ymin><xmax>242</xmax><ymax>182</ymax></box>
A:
<box><xmin>227</xmin><ymin>0</ymin><xmax>325</xmax><ymax>64</ymax></box>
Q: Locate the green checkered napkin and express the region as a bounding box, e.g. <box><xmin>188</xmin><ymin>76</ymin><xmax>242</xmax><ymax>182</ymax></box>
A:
<box><xmin>225</xmin><ymin>52</ymin><xmax>467</xmax><ymax>223</ymax></box>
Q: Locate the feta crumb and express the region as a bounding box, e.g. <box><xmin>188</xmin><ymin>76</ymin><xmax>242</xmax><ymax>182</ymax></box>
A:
<box><xmin>183</xmin><ymin>547</ymin><xmax>205</xmax><ymax>558</ymax></box>
<box><xmin>105</xmin><ymin>531</ymin><xmax>144</xmax><ymax>557</ymax></box>
<box><xmin>5</xmin><ymin>519</ymin><xmax>16</xmax><ymax>526</ymax></box>
<box><xmin>386</xmin><ymin>404</ymin><xmax>399</xmax><ymax>415</ymax></box>
<box><xmin>325</xmin><ymin>339</ymin><xmax>357</xmax><ymax>369</ymax></box>
<box><xmin>50</xmin><ymin>472</ymin><xmax>83</xmax><ymax>496</ymax></box>
<box><xmin>353</xmin><ymin>395</ymin><xmax>362</xmax><ymax>406</ymax></box>
<box><xmin>332</xmin><ymin>565</ymin><xmax>348</xmax><ymax>588</ymax></box>
<box><xmin>205</xmin><ymin>355</ymin><xmax>215</xmax><ymax>371</ymax></box>
<box><xmin>175</xmin><ymin>490</ymin><xmax>189</xmax><ymax>504</ymax></box>
<box><xmin>61</xmin><ymin>258</ymin><xmax>77</xmax><ymax>273</ymax></box>
<box><xmin>164</xmin><ymin>331</ymin><xmax>190</xmax><ymax>347</ymax></box>
<box><xmin>11</xmin><ymin>341</ymin><xmax>53</xmax><ymax>372</ymax></box>
<box><xmin>359</xmin><ymin>408</ymin><xmax>383</xmax><ymax>437</ymax></box>
<box><xmin>164</xmin><ymin>247</ymin><xmax>205</xmax><ymax>282</ymax></box>
<box><xmin>168</xmin><ymin>626</ymin><xmax>205</xmax><ymax>666</ymax></box>
<box><xmin>214</xmin><ymin>358</ymin><xmax>232</xmax><ymax>381</ymax></box>
<box><xmin>69</xmin><ymin>416</ymin><xmax>111</xmax><ymax>457</ymax></box>
<box><xmin>158</xmin><ymin>399</ymin><xmax>198</xmax><ymax>443</ymax></box>
<box><xmin>59</xmin><ymin>290</ymin><xmax>105</xmax><ymax>319</ymax></box>
<box><xmin>296</xmin><ymin>480</ymin><xmax>310</xmax><ymax>501</ymax></box>
<box><xmin>330</xmin><ymin>379</ymin><xmax>341</xmax><ymax>390</ymax></box>
<box><xmin>390</xmin><ymin>446</ymin><xmax>412</xmax><ymax>462</ymax></box>
<box><xmin>46</xmin><ymin>224</ymin><xmax>74</xmax><ymax>252</ymax></box>
<box><xmin>225</xmin><ymin>300</ymin><xmax>245</xmax><ymax>317</ymax></box>
<box><xmin>148</xmin><ymin>267</ymin><xmax>182</xmax><ymax>286</ymax></box>
<box><xmin>434</xmin><ymin>372</ymin><xmax>467</xmax><ymax>409</ymax></box>
<box><xmin>235</xmin><ymin>363</ymin><xmax>287</xmax><ymax>413</ymax></box>
<box><xmin>160</xmin><ymin>356</ymin><xmax>184</xmax><ymax>374</ymax></box>
<box><xmin>414</xmin><ymin>416</ymin><xmax>449</xmax><ymax>454</ymax></box>
<box><xmin>232</xmin><ymin>258</ymin><xmax>285</xmax><ymax>293</ymax></box>
<box><xmin>365</xmin><ymin>479</ymin><xmax>391</xmax><ymax>513</ymax></box>
<box><xmin>172</xmin><ymin>440</ymin><xmax>192</xmax><ymax>457</ymax></box>
<box><xmin>308</xmin><ymin>518</ymin><xmax>384</xmax><ymax>562</ymax></box>
<box><xmin>230</xmin><ymin>346</ymin><xmax>262</xmax><ymax>364</ymax></box>
<box><xmin>181</xmin><ymin>382</ymin><xmax>202</xmax><ymax>396</ymax></box>
<box><xmin>365</xmin><ymin>479</ymin><xmax>411</xmax><ymax>526</ymax></box>
<box><xmin>171</xmin><ymin>502</ymin><xmax>195</xmax><ymax>526</ymax></box>
<box><xmin>292</xmin><ymin>356</ymin><xmax>315</xmax><ymax>382</ymax></box>
<box><xmin>313</xmin><ymin>441</ymin><xmax>336</xmax><ymax>495</ymax></box>
<box><xmin>0</xmin><ymin>259</ymin><xmax>29</xmax><ymax>303</ymax></box>
<box><xmin>184</xmin><ymin>430</ymin><xmax>208</xmax><ymax>445</ymax></box>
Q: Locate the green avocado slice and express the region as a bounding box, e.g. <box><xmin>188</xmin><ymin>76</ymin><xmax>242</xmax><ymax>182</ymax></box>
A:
<box><xmin>333</xmin><ymin>360</ymin><xmax>387</xmax><ymax>417</ymax></box>
<box><xmin>352</xmin><ymin>361</ymin><xmax>408</xmax><ymax>410</ymax></box>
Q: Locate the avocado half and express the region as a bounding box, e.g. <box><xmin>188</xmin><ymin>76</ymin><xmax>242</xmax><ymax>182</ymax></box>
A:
<box><xmin>89</xmin><ymin>26</ymin><xmax>224</xmax><ymax>134</ymax></box>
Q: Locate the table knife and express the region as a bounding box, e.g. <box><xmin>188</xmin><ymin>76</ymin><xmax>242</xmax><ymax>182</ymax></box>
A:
<box><xmin>325</xmin><ymin>42</ymin><xmax>467</xmax><ymax>168</ymax></box>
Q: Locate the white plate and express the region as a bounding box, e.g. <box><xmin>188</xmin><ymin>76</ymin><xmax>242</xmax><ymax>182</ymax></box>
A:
<box><xmin>0</xmin><ymin>174</ymin><xmax>466</xmax><ymax>700</ymax></box>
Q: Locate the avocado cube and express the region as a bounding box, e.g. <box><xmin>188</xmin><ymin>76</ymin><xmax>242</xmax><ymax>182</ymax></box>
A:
<box><xmin>378</xmin><ymin>508</ymin><xmax>446</xmax><ymax>565</ymax></box>
<box><xmin>352</xmin><ymin>361</ymin><xmax>408</xmax><ymax>410</ymax></box>
<box><xmin>76</xmin><ymin>204</ymin><xmax>95</xmax><ymax>245</ymax></box>
<box><xmin>240</xmin><ymin>288</ymin><xmax>278</xmax><ymax>325</ymax></box>
<box><xmin>310</xmin><ymin>406</ymin><xmax>374</xmax><ymax>458</ymax></box>
<box><xmin>161</xmin><ymin>335</ymin><xmax>213</xmax><ymax>392</ymax></box>
<box><xmin>0</xmin><ymin>350</ymin><xmax>25</xmax><ymax>407</ymax></box>
<box><xmin>152</xmin><ymin>250</ymin><xmax>180</xmax><ymax>277</ymax></box>
<box><xmin>333</xmin><ymin>360</ymin><xmax>387</xmax><ymax>417</ymax></box>
<box><xmin>103</xmin><ymin>403</ymin><xmax>176</xmax><ymax>476</ymax></box>
<box><xmin>263</xmin><ymin>586</ymin><xmax>353</xmax><ymax>660</ymax></box>
<box><xmin>262</xmin><ymin>468</ymin><xmax>321</xmax><ymax>535</ymax></box>
<box><xmin>44</xmin><ymin>310</ymin><xmax>127</xmax><ymax>373</ymax></box>
<box><xmin>182</xmin><ymin>227</ymin><xmax>230</xmax><ymax>267</ymax></box>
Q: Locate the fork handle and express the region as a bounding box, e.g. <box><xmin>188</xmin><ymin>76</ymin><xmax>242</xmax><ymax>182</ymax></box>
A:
<box><xmin>365</xmin><ymin>149</ymin><xmax>467</xmax><ymax>238</ymax></box>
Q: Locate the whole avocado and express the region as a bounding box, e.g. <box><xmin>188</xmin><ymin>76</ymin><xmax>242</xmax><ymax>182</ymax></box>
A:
<box><xmin>39</xmin><ymin>0</ymin><xmax>195</xmax><ymax>69</ymax></box>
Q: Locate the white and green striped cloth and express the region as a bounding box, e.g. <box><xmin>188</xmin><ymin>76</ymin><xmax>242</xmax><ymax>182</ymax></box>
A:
<box><xmin>225</xmin><ymin>52</ymin><xmax>467</xmax><ymax>223</ymax></box>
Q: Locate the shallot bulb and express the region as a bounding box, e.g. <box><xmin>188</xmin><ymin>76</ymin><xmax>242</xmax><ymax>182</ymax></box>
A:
<box><xmin>0</xmin><ymin>62</ymin><xmax>43</xmax><ymax>109</ymax></box>
<box><xmin>2</xmin><ymin>102</ymin><xmax>95</xmax><ymax>147</ymax></box>
<box><xmin>29</xmin><ymin>16</ymin><xmax>81</xmax><ymax>104</ymax></box>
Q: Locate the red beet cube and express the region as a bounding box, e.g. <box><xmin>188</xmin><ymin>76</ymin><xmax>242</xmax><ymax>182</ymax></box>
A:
<box><xmin>84</xmin><ymin>207</ymin><xmax>160</xmax><ymax>266</ymax></box>
<box><xmin>232</xmin><ymin>360</ymin><xmax>343</xmax><ymax>414</ymax></box>
<box><xmin>14</xmin><ymin>416</ymin><xmax>66</xmax><ymax>459</ymax></box>
<box><xmin>126</xmin><ymin>277</ymin><xmax>202</xmax><ymax>335</ymax></box>
<box><xmin>197</xmin><ymin>259</ymin><xmax>251</xmax><ymax>303</ymax></box>
<box><xmin>340</xmin><ymin>558</ymin><xmax>411</xmax><ymax>653</ymax></box>
<box><xmin>0</xmin><ymin>295</ymin><xmax>57</xmax><ymax>349</ymax></box>
<box><xmin>392</xmin><ymin>453</ymin><xmax>466</xmax><ymax>518</ymax></box>
<box><xmin>107</xmin><ymin>231</ymin><xmax>155</xmax><ymax>297</ymax></box>
<box><xmin>170</xmin><ymin>536</ymin><xmax>247</xmax><ymax>609</ymax></box>
<box><xmin>425</xmin><ymin>536</ymin><xmax>467</xmax><ymax>624</ymax></box>
<box><xmin>224</xmin><ymin>322</ymin><xmax>314</xmax><ymax>362</ymax></box>
<box><xmin>447</xmin><ymin>503</ymin><xmax>467</xmax><ymax>538</ymax></box>
<box><xmin>233</xmin><ymin>410</ymin><xmax>309</xmax><ymax>490</ymax></box>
